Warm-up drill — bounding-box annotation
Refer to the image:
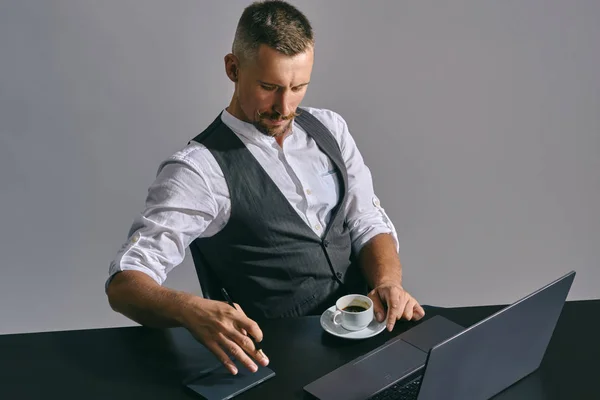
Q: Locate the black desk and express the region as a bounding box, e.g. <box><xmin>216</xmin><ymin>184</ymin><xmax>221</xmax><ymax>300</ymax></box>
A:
<box><xmin>1</xmin><ymin>300</ymin><xmax>598</xmax><ymax>400</ymax></box>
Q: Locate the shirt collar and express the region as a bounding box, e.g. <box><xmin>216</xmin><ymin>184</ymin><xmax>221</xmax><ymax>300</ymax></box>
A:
<box><xmin>220</xmin><ymin>108</ymin><xmax>295</xmax><ymax>144</ymax></box>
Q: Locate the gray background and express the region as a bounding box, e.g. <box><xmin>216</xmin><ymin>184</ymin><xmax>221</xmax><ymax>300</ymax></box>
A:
<box><xmin>1</xmin><ymin>0</ymin><xmax>598</xmax><ymax>335</ymax></box>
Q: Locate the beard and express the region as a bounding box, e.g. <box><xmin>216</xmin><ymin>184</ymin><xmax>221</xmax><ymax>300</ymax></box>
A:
<box><xmin>253</xmin><ymin>109</ymin><xmax>300</xmax><ymax>138</ymax></box>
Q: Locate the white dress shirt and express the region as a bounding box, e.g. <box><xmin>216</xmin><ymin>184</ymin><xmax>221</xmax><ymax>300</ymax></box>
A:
<box><xmin>107</xmin><ymin>107</ymin><xmax>398</xmax><ymax>289</ymax></box>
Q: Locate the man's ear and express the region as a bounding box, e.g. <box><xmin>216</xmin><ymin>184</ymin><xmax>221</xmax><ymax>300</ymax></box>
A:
<box><xmin>224</xmin><ymin>53</ymin><xmax>240</xmax><ymax>82</ymax></box>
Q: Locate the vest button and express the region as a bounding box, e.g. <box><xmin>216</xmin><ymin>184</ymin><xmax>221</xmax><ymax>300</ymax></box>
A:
<box><xmin>336</xmin><ymin>272</ymin><xmax>343</xmax><ymax>279</ymax></box>
<box><xmin>322</xmin><ymin>240</ymin><xmax>329</xmax><ymax>247</ymax></box>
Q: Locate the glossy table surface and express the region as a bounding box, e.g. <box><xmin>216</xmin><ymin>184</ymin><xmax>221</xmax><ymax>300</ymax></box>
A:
<box><xmin>1</xmin><ymin>300</ymin><xmax>598</xmax><ymax>399</ymax></box>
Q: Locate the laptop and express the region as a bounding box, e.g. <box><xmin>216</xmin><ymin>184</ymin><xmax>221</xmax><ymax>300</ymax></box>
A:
<box><xmin>304</xmin><ymin>270</ymin><xmax>575</xmax><ymax>400</ymax></box>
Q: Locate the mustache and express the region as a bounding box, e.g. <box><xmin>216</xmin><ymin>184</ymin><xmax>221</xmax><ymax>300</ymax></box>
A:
<box><xmin>256</xmin><ymin>109</ymin><xmax>300</xmax><ymax>121</ymax></box>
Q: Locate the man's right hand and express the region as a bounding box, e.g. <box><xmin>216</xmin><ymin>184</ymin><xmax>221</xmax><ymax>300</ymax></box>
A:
<box><xmin>106</xmin><ymin>271</ymin><xmax>267</xmax><ymax>375</ymax></box>
<box><xmin>181</xmin><ymin>296</ymin><xmax>269</xmax><ymax>375</ymax></box>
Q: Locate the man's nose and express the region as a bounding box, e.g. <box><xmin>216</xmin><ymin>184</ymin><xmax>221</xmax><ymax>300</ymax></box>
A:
<box><xmin>274</xmin><ymin>90</ymin><xmax>293</xmax><ymax>117</ymax></box>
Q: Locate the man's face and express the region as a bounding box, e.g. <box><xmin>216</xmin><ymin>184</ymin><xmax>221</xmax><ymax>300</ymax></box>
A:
<box><xmin>233</xmin><ymin>45</ymin><xmax>313</xmax><ymax>137</ymax></box>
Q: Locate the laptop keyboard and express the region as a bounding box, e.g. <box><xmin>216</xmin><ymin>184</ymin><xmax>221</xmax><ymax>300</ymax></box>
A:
<box><xmin>368</xmin><ymin>376</ymin><xmax>422</xmax><ymax>400</ymax></box>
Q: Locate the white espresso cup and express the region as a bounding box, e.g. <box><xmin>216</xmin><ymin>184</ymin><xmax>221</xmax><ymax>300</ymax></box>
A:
<box><xmin>332</xmin><ymin>294</ymin><xmax>374</xmax><ymax>331</ymax></box>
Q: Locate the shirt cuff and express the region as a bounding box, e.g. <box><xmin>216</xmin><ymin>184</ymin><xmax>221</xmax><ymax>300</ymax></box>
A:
<box><xmin>352</xmin><ymin>227</ymin><xmax>399</xmax><ymax>256</ymax></box>
<box><xmin>105</xmin><ymin>262</ymin><xmax>163</xmax><ymax>293</ymax></box>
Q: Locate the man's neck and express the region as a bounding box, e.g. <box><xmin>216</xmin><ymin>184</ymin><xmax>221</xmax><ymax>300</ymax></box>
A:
<box><xmin>226</xmin><ymin>96</ymin><xmax>251</xmax><ymax>124</ymax></box>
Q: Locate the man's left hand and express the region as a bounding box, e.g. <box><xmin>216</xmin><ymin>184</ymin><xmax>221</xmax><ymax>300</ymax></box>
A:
<box><xmin>368</xmin><ymin>283</ymin><xmax>425</xmax><ymax>332</ymax></box>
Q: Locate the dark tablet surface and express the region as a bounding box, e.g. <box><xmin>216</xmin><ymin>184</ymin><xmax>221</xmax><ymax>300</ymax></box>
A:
<box><xmin>185</xmin><ymin>359</ymin><xmax>275</xmax><ymax>400</ymax></box>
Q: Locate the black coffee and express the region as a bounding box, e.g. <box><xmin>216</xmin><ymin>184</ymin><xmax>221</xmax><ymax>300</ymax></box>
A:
<box><xmin>342</xmin><ymin>305</ymin><xmax>368</xmax><ymax>313</ymax></box>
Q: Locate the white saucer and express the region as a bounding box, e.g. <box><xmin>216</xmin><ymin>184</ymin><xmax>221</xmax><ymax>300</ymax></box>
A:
<box><xmin>320</xmin><ymin>305</ymin><xmax>386</xmax><ymax>340</ymax></box>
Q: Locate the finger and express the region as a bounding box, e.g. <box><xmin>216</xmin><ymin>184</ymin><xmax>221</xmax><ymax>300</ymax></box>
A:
<box><xmin>217</xmin><ymin>332</ymin><xmax>258</xmax><ymax>373</ymax></box>
<box><xmin>414</xmin><ymin>302</ymin><xmax>426</xmax><ymax>320</ymax></box>
<box><xmin>204</xmin><ymin>340</ymin><xmax>238</xmax><ymax>375</ymax></box>
<box><xmin>235</xmin><ymin>315</ymin><xmax>264</xmax><ymax>344</ymax></box>
<box><xmin>233</xmin><ymin>304</ymin><xmax>249</xmax><ymax>335</ymax></box>
<box><xmin>233</xmin><ymin>303</ymin><xmax>245</xmax><ymax>315</ymax></box>
<box><xmin>230</xmin><ymin>306</ymin><xmax>268</xmax><ymax>365</ymax></box>
<box><xmin>227</xmin><ymin>327</ymin><xmax>270</xmax><ymax>367</ymax></box>
<box><xmin>385</xmin><ymin>289</ymin><xmax>408</xmax><ymax>331</ymax></box>
<box><xmin>403</xmin><ymin>299</ymin><xmax>415</xmax><ymax>321</ymax></box>
<box><xmin>368</xmin><ymin>289</ymin><xmax>386</xmax><ymax>322</ymax></box>
<box><xmin>386</xmin><ymin>302</ymin><xmax>401</xmax><ymax>331</ymax></box>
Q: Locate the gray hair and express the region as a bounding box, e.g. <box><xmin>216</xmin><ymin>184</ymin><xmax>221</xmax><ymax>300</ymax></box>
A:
<box><xmin>232</xmin><ymin>0</ymin><xmax>314</xmax><ymax>65</ymax></box>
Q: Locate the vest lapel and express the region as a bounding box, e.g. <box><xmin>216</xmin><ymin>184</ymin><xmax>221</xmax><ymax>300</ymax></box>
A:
<box><xmin>295</xmin><ymin>108</ymin><xmax>348</xmax><ymax>238</ymax></box>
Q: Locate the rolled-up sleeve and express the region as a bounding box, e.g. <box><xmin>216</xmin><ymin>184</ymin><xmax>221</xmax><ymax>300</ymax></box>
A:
<box><xmin>105</xmin><ymin>152</ymin><xmax>222</xmax><ymax>291</ymax></box>
<box><xmin>333</xmin><ymin>113</ymin><xmax>400</xmax><ymax>255</ymax></box>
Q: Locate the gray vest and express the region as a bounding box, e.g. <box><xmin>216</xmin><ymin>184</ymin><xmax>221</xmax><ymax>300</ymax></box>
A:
<box><xmin>189</xmin><ymin>109</ymin><xmax>366</xmax><ymax>321</ymax></box>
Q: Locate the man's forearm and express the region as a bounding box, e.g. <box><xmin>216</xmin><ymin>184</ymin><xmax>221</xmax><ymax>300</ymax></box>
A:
<box><xmin>358</xmin><ymin>233</ymin><xmax>402</xmax><ymax>289</ymax></box>
<box><xmin>106</xmin><ymin>270</ymin><xmax>197</xmax><ymax>328</ymax></box>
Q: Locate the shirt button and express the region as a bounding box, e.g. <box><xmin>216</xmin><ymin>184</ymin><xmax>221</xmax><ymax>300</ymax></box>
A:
<box><xmin>372</xmin><ymin>197</ymin><xmax>381</xmax><ymax>207</ymax></box>
<box><xmin>315</xmin><ymin>224</ymin><xmax>321</xmax><ymax>231</ymax></box>
<box><xmin>306</xmin><ymin>189</ymin><xmax>312</xmax><ymax>195</ymax></box>
<box><xmin>131</xmin><ymin>234</ymin><xmax>140</xmax><ymax>243</ymax></box>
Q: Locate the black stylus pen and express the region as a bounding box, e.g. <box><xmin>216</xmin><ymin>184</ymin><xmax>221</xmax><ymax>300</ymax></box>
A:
<box><xmin>221</xmin><ymin>288</ymin><xmax>262</xmax><ymax>351</ymax></box>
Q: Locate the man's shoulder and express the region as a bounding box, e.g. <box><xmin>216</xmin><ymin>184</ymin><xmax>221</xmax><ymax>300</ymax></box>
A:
<box><xmin>300</xmin><ymin>107</ymin><xmax>345</xmax><ymax>129</ymax></box>
<box><xmin>157</xmin><ymin>141</ymin><xmax>217</xmax><ymax>176</ymax></box>
<box><xmin>299</xmin><ymin>107</ymin><xmax>350</xmax><ymax>143</ymax></box>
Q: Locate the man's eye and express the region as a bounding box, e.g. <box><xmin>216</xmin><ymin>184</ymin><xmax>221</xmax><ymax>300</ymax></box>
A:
<box><xmin>261</xmin><ymin>85</ymin><xmax>277</xmax><ymax>91</ymax></box>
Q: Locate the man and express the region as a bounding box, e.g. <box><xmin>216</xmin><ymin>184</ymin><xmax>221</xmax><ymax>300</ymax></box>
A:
<box><xmin>106</xmin><ymin>0</ymin><xmax>424</xmax><ymax>376</ymax></box>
